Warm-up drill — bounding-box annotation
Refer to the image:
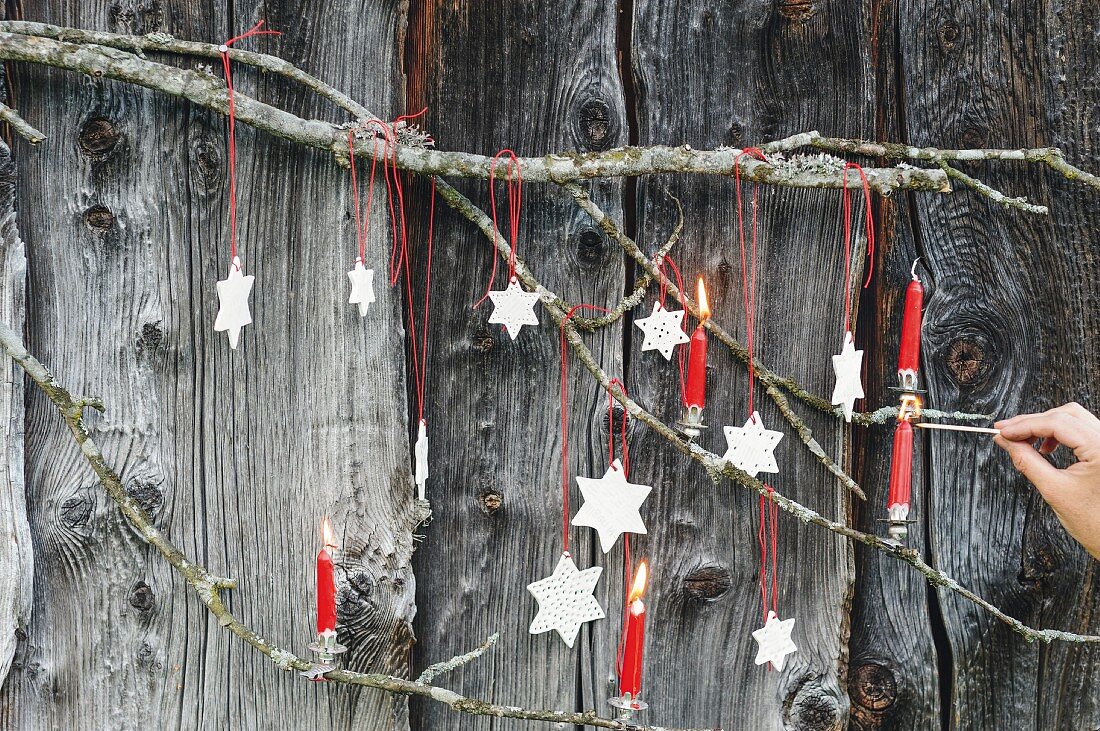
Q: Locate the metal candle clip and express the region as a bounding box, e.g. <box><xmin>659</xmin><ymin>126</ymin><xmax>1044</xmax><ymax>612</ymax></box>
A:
<box><xmin>608</xmin><ymin>692</ymin><xmax>649</xmax><ymax>719</ymax></box>
<box><xmin>301</xmin><ymin>629</ymin><xmax>347</xmax><ymax>679</ymax></box>
<box><xmin>677</xmin><ymin>404</ymin><xmax>707</xmax><ymax>440</ymax></box>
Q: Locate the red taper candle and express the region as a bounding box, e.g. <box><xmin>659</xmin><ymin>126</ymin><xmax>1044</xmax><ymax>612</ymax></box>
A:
<box><xmin>887</xmin><ymin>420</ymin><xmax>914</xmax><ymax>523</ymax></box>
<box><xmin>684</xmin><ymin>278</ymin><xmax>710</xmax><ymax>409</ymax></box>
<box><xmin>897</xmin><ymin>272</ymin><xmax>924</xmax><ymax>385</ymax></box>
<box><xmin>317</xmin><ymin>518</ymin><xmax>338</xmax><ymax>634</ymax></box>
<box><xmin>619</xmin><ymin>563</ymin><xmax>648</xmax><ymax>701</ymax></box>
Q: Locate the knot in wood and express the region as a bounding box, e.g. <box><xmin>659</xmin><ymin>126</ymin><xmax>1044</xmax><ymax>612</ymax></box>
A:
<box><xmin>938</xmin><ymin>22</ymin><xmax>960</xmax><ymax>50</ymax></box>
<box><xmin>959</xmin><ymin>124</ymin><xmax>988</xmax><ymax>150</ymax></box>
<box><xmin>850</xmin><ymin>663</ymin><xmax>897</xmax><ymax>711</ymax></box>
<box><xmin>778</xmin><ymin>0</ymin><xmax>814</xmax><ymax>21</ymax></box>
<box><xmin>576</xmin><ymin>99</ymin><xmax>615</xmax><ymax>152</ymax></box>
<box><xmin>472</xmin><ymin>332</ymin><xmax>494</xmax><ymax>352</ymax></box>
<box><xmin>59</xmin><ymin>493</ymin><xmax>94</xmax><ymax>530</ymax></box>
<box><xmin>682</xmin><ymin>565</ymin><xmax>732</xmax><ymax>600</ymax></box>
<box><xmin>127</xmin><ymin>479</ymin><xmax>164</xmax><ymax>517</ymax></box>
<box><xmin>193</xmin><ymin>140</ymin><xmax>224</xmax><ymax>192</ymax></box>
<box><xmin>576</xmin><ymin>228</ymin><xmax>607</xmax><ymax>266</ymax></box>
<box><xmin>78</xmin><ymin>117</ymin><xmax>121</xmax><ymax>158</ymax></box>
<box><xmin>785</xmin><ymin>680</ymin><xmax>842</xmax><ymax>730</ymax></box>
<box><xmin>129</xmin><ymin>581</ymin><xmax>155</xmax><ymax>611</ymax></box>
<box><xmin>83</xmin><ymin>205</ymin><xmax>115</xmax><ymax>232</ymax></box>
<box><xmin>138</xmin><ymin>321</ymin><xmax>165</xmax><ymax>351</ymax></box>
<box><xmin>944</xmin><ymin>338</ymin><xmax>988</xmax><ymax>386</ymax></box>
<box><xmin>478</xmin><ymin>489</ymin><xmax>503</xmax><ymax>514</ymax></box>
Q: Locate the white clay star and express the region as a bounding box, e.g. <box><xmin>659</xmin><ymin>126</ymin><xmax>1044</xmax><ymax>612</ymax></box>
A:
<box><xmin>347</xmin><ymin>258</ymin><xmax>376</xmax><ymax>317</ymax></box>
<box><xmin>414</xmin><ymin>420</ymin><xmax>429</xmax><ymax>500</ymax></box>
<box><xmin>214</xmin><ymin>256</ymin><xmax>255</xmax><ymax>350</ymax></box>
<box><xmin>634</xmin><ymin>301</ymin><xmax>690</xmax><ymax>360</ymax></box>
<box><xmin>831</xmin><ymin>330</ymin><xmax>864</xmax><ymax>422</ymax></box>
<box><xmin>751</xmin><ymin>611</ymin><xmax>798</xmax><ymax>671</ymax></box>
<box><xmin>722</xmin><ymin>411</ymin><xmax>784</xmax><ymax>478</ymax></box>
<box><xmin>487</xmin><ymin>277</ymin><xmax>540</xmax><ymax>339</ymax></box>
<box><xmin>527</xmin><ymin>552</ymin><xmax>605</xmax><ymax>648</ymax></box>
<box><xmin>571</xmin><ymin>459</ymin><xmax>652</xmax><ymax>553</ymax></box>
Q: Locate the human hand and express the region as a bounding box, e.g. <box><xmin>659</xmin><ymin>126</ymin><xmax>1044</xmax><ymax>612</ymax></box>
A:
<box><xmin>994</xmin><ymin>403</ymin><xmax>1100</xmax><ymax>560</ymax></box>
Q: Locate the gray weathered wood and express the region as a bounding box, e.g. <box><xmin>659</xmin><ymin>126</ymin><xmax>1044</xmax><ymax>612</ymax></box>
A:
<box><xmin>405</xmin><ymin>2</ymin><xmax>626</xmax><ymax>728</ymax></box>
<box><xmin>905</xmin><ymin>1</ymin><xmax>1100</xmax><ymax>728</ymax></box>
<box><xmin>1</xmin><ymin>2</ymin><xmax>417</xmax><ymax>729</ymax></box>
<box><xmin>0</xmin><ymin>137</ymin><xmax>33</xmax><ymax>695</ymax></box>
<box><xmin>622</xmin><ymin>1</ymin><xmax>862</xmax><ymax>726</ymax></box>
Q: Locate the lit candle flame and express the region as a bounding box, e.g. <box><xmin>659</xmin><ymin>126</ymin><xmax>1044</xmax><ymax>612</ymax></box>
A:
<box><xmin>629</xmin><ymin>562</ymin><xmax>648</xmax><ymax>603</ymax></box>
<box><xmin>899</xmin><ymin>394</ymin><xmax>922</xmax><ymax>422</ymax></box>
<box><xmin>697</xmin><ymin>278</ymin><xmax>710</xmax><ymax>321</ymax></box>
<box><xmin>321</xmin><ymin>516</ymin><xmax>337</xmax><ymax>549</ymax></box>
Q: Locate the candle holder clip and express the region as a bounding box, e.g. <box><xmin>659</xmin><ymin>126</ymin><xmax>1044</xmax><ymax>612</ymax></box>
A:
<box><xmin>300</xmin><ymin>629</ymin><xmax>348</xmax><ymax>679</ymax></box>
<box><xmin>608</xmin><ymin>692</ymin><xmax>649</xmax><ymax>719</ymax></box>
<box><xmin>677</xmin><ymin>404</ymin><xmax>707</xmax><ymax>440</ymax></box>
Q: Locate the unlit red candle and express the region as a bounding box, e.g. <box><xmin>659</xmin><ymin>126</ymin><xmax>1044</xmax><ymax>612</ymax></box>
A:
<box><xmin>887</xmin><ymin>420</ymin><xmax>914</xmax><ymax>513</ymax></box>
<box><xmin>619</xmin><ymin>563</ymin><xmax>648</xmax><ymax>701</ymax></box>
<box><xmin>317</xmin><ymin>518</ymin><xmax>337</xmax><ymax>634</ymax></box>
<box><xmin>897</xmin><ymin>275</ymin><xmax>924</xmax><ymax>379</ymax></box>
<box><xmin>684</xmin><ymin>278</ymin><xmax>710</xmax><ymax>410</ymax></box>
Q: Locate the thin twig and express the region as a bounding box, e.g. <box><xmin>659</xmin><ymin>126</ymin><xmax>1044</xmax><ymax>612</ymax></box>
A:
<box><xmin>417</xmin><ymin>633</ymin><xmax>499</xmax><ymax>684</ymax></box>
<box><xmin>0</xmin><ymin>101</ymin><xmax>44</xmax><ymax>143</ymax></box>
<box><xmin>935</xmin><ymin>161</ymin><xmax>1049</xmax><ymax>214</ymax></box>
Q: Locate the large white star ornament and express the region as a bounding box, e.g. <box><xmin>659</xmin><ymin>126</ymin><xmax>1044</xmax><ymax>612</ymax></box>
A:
<box><xmin>214</xmin><ymin>256</ymin><xmax>255</xmax><ymax>350</ymax></box>
<box><xmin>527</xmin><ymin>552</ymin><xmax>605</xmax><ymax>648</ymax></box>
<box><xmin>634</xmin><ymin>301</ymin><xmax>690</xmax><ymax>360</ymax></box>
<box><xmin>571</xmin><ymin>459</ymin><xmax>652</xmax><ymax>553</ymax></box>
<box><xmin>722</xmin><ymin>411</ymin><xmax>784</xmax><ymax>478</ymax></box>
<box><xmin>831</xmin><ymin>330</ymin><xmax>864</xmax><ymax>422</ymax></box>
<box><xmin>347</xmin><ymin>258</ymin><xmax>376</xmax><ymax>317</ymax></box>
<box><xmin>751</xmin><ymin>611</ymin><xmax>798</xmax><ymax>671</ymax></box>
<box><xmin>487</xmin><ymin>277</ymin><xmax>540</xmax><ymax>340</ymax></box>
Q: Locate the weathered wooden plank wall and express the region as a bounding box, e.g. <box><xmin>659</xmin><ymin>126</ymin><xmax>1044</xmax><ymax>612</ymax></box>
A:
<box><xmin>0</xmin><ymin>1</ymin><xmax>1099</xmax><ymax>730</ymax></box>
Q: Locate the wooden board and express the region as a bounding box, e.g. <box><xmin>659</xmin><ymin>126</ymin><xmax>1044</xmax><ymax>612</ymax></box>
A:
<box><xmin>903</xmin><ymin>0</ymin><xmax>1100</xmax><ymax>728</ymax></box>
<box><xmin>1</xmin><ymin>2</ymin><xmax>417</xmax><ymax>728</ymax></box>
<box><xmin>621</xmin><ymin>1</ymin><xmax>865</xmax><ymax>726</ymax></box>
<box><xmin>405</xmin><ymin>2</ymin><xmax>627</xmax><ymax>728</ymax></box>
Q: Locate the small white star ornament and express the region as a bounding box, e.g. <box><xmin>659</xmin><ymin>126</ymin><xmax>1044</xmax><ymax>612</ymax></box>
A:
<box><xmin>751</xmin><ymin>611</ymin><xmax>798</xmax><ymax>671</ymax></box>
<box><xmin>527</xmin><ymin>552</ymin><xmax>605</xmax><ymax>648</ymax></box>
<box><xmin>487</xmin><ymin>277</ymin><xmax>540</xmax><ymax>339</ymax></box>
<box><xmin>214</xmin><ymin>256</ymin><xmax>255</xmax><ymax>349</ymax></box>
<box><xmin>571</xmin><ymin>459</ymin><xmax>652</xmax><ymax>553</ymax></box>
<box><xmin>414</xmin><ymin>420</ymin><xmax>429</xmax><ymax>500</ymax></box>
<box><xmin>830</xmin><ymin>330</ymin><xmax>864</xmax><ymax>422</ymax></box>
<box><xmin>722</xmin><ymin>411</ymin><xmax>784</xmax><ymax>478</ymax></box>
<box><xmin>634</xmin><ymin>301</ymin><xmax>689</xmax><ymax>360</ymax></box>
<box><xmin>347</xmin><ymin>258</ymin><xmax>376</xmax><ymax>316</ymax></box>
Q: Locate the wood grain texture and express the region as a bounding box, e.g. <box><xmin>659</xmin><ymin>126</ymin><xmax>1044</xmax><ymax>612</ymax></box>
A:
<box><xmin>2</xmin><ymin>1</ymin><xmax>417</xmax><ymax>729</ymax></box>
<box><xmin>623</xmin><ymin>1</ymin><xmax>865</xmax><ymax>727</ymax></box>
<box><xmin>0</xmin><ymin>138</ymin><xmax>33</xmax><ymax>693</ymax></box>
<box><xmin>405</xmin><ymin>2</ymin><xmax>626</xmax><ymax>728</ymax></box>
<box><xmin>903</xmin><ymin>0</ymin><xmax>1100</xmax><ymax>728</ymax></box>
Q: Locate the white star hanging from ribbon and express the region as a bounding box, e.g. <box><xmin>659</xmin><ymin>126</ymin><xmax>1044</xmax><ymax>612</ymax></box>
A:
<box><xmin>214</xmin><ymin>256</ymin><xmax>255</xmax><ymax>350</ymax></box>
<box><xmin>527</xmin><ymin>552</ymin><xmax>605</xmax><ymax>648</ymax></box>
<box><xmin>414</xmin><ymin>420</ymin><xmax>429</xmax><ymax>500</ymax></box>
<box><xmin>751</xmin><ymin>610</ymin><xmax>798</xmax><ymax>671</ymax></box>
<box><xmin>347</xmin><ymin>258</ymin><xmax>376</xmax><ymax>317</ymax></box>
<box><xmin>830</xmin><ymin>330</ymin><xmax>864</xmax><ymax>422</ymax></box>
<box><xmin>571</xmin><ymin>459</ymin><xmax>652</xmax><ymax>553</ymax></box>
<box><xmin>722</xmin><ymin>411</ymin><xmax>783</xmax><ymax>478</ymax></box>
<box><xmin>487</xmin><ymin>277</ymin><xmax>540</xmax><ymax>339</ymax></box>
<box><xmin>633</xmin><ymin>301</ymin><xmax>689</xmax><ymax>360</ymax></box>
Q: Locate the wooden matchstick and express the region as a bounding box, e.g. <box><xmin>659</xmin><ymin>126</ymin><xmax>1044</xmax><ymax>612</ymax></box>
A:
<box><xmin>914</xmin><ymin>422</ymin><xmax>1000</xmax><ymax>435</ymax></box>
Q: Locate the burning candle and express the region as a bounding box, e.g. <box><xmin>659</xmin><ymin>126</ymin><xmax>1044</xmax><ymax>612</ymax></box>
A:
<box><xmin>316</xmin><ymin>517</ymin><xmax>338</xmax><ymax>635</ymax></box>
<box><xmin>619</xmin><ymin>562</ymin><xmax>648</xmax><ymax>703</ymax></box>
<box><xmin>684</xmin><ymin>278</ymin><xmax>710</xmax><ymax>410</ymax></box>
<box><xmin>897</xmin><ymin>270</ymin><xmax>924</xmax><ymax>389</ymax></box>
<box><xmin>886</xmin><ymin>420</ymin><xmax>914</xmax><ymax>540</ymax></box>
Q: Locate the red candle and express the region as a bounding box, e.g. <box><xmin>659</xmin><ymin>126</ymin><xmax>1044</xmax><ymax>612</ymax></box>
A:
<box><xmin>887</xmin><ymin>420</ymin><xmax>913</xmax><ymax>519</ymax></box>
<box><xmin>316</xmin><ymin>518</ymin><xmax>337</xmax><ymax>635</ymax></box>
<box><xmin>897</xmin><ymin>274</ymin><xmax>924</xmax><ymax>384</ymax></box>
<box><xmin>619</xmin><ymin>562</ymin><xmax>648</xmax><ymax>702</ymax></box>
<box><xmin>684</xmin><ymin>278</ymin><xmax>710</xmax><ymax>409</ymax></box>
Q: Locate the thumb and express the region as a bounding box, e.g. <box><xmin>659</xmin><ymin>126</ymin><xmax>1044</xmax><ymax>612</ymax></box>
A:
<box><xmin>995</xmin><ymin>435</ymin><xmax>1064</xmax><ymax>493</ymax></box>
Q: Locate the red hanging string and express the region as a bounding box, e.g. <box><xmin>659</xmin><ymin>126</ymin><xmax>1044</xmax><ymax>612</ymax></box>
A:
<box><xmin>657</xmin><ymin>254</ymin><xmax>689</xmax><ymax>406</ymax></box>
<box><xmin>219</xmin><ymin>21</ymin><xmax>281</xmax><ymax>265</ymax></box>
<box><xmin>840</xmin><ymin>163</ymin><xmax>877</xmax><ymax>332</ymax></box>
<box><xmin>475</xmin><ymin>150</ymin><xmax>522</xmax><ymax>307</ymax></box>
<box><xmin>734</xmin><ymin>148</ymin><xmax>766</xmax><ymax>415</ymax></box>
<box><xmin>559</xmin><ymin>304</ymin><xmax>611</xmax><ymax>554</ymax></box>
<box><xmin>605</xmin><ymin>377</ymin><xmax>633</xmax><ymax>678</ymax></box>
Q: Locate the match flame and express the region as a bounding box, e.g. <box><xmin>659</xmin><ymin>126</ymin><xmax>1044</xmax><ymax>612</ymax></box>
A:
<box><xmin>321</xmin><ymin>516</ymin><xmax>336</xmax><ymax>548</ymax></box>
<box><xmin>697</xmin><ymin>278</ymin><xmax>710</xmax><ymax>321</ymax></box>
<box><xmin>899</xmin><ymin>394</ymin><xmax>922</xmax><ymax>422</ymax></box>
<box><xmin>629</xmin><ymin>562</ymin><xmax>648</xmax><ymax>603</ymax></box>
